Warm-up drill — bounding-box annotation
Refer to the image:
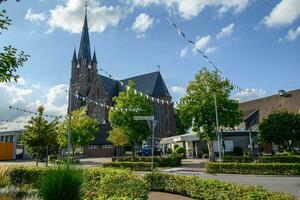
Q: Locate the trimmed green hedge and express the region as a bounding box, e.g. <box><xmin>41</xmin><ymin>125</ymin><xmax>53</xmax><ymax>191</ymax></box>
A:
<box><xmin>206</xmin><ymin>162</ymin><xmax>300</xmax><ymax>175</ymax></box>
<box><xmin>223</xmin><ymin>156</ymin><xmax>255</xmax><ymax>163</ymax></box>
<box><xmin>113</xmin><ymin>155</ymin><xmax>182</xmax><ymax>167</ymax></box>
<box><xmin>144</xmin><ymin>173</ymin><xmax>295</xmax><ymax>200</ymax></box>
<box><xmin>223</xmin><ymin>156</ymin><xmax>300</xmax><ymax>163</ymax></box>
<box><xmin>258</xmin><ymin>156</ymin><xmax>300</xmax><ymax>163</ymax></box>
<box><xmin>102</xmin><ymin>162</ymin><xmax>158</xmax><ymax>171</ymax></box>
<box><xmin>82</xmin><ymin>167</ymin><xmax>148</xmax><ymax>200</ymax></box>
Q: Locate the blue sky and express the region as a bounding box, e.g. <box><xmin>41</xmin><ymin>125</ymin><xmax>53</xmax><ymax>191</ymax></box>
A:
<box><xmin>0</xmin><ymin>0</ymin><xmax>300</xmax><ymax>129</ymax></box>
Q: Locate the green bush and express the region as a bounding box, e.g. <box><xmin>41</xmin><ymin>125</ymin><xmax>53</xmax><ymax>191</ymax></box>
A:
<box><xmin>114</xmin><ymin>155</ymin><xmax>182</xmax><ymax>167</ymax></box>
<box><xmin>102</xmin><ymin>162</ymin><xmax>158</xmax><ymax>171</ymax></box>
<box><xmin>174</xmin><ymin>146</ymin><xmax>185</xmax><ymax>155</ymax></box>
<box><xmin>39</xmin><ymin>167</ymin><xmax>82</xmax><ymax>200</ymax></box>
<box><xmin>206</xmin><ymin>162</ymin><xmax>300</xmax><ymax>175</ymax></box>
<box><xmin>144</xmin><ymin>173</ymin><xmax>295</xmax><ymax>200</ymax></box>
<box><xmin>82</xmin><ymin>168</ymin><xmax>148</xmax><ymax>200</ymax></box>
<box><xmin>173</xmin><ymin>144</ymin><xmax>179</xmax><ymax>150</ymax></box>
<box><xmin>258</xmin><ymin>156</ymin><xmax>300</xmax><ymax>163</ymax></box>
<box><xmin>9</xmin><ymin>167</ymin><xmax>45</xmax><ymax>186</ymax></box>
<box><xmin>48</xmin><ymin>155</ymin><xmax>58</xmax><ymax>163</ymax></box>
<box><xmin>223</xmin><ymin>156</ymin><xmax>255</xmax><ymax>163</ymax></box>
<box><xmin>0</xmin><ymin>167</ymin><xmax>11</xmax><ymax>188</ymax></box>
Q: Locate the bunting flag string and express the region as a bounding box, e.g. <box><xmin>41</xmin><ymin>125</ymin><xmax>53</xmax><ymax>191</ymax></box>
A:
<box><xmin>164</xmin><ymin>14</ymin><xmax>243</xmax><ymax>93</ymax></box>
<box><xmin>0</xmin><ymin>119</ymin><xmax>29</xmax><ymax>124</ymax></box>
<box><xmin>8</xmin><ymin>106</ymin><xmax>62</xmax><ymax>119</ymax></box>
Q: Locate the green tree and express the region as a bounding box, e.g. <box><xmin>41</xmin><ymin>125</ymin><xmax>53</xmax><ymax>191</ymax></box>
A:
<box><xmin>57</xmin><ymin>107</ymin><xmax>98</xmax><ymax>155</ymax></box>
<box><xmin>108</xmin><ymin>81</ymin><xmax>153</xmax><ymax>158</ymax></box>
<box><xmin>259</xmin><ymin>111</ymin><xmax>300</xmax><ymax>151</ymax></box>
<box><xmin>108</xmin><ymin>127</ymin><xmax>128</xmax><ymax>157</ymax></box>
<box><xmin>174</xmin><ymin>108</ymin><xmax>190</xmax><ymax>135</ymax></box>
<box><xmin>178</xmin><ymin>68</ymin><xmax>242</xmax><ymax>161</ymax></box>
<box><xmin>0</xmin><ymin>0</ymin><xmax>29</xmax><ymax>82</ymax></box>
<box><xmin>22</xmin><ymin>106</ymin><xmax>59</xmax><ymax>166</ymax></box>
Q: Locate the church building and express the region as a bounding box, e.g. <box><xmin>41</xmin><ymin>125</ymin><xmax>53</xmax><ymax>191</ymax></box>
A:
<box><xmin>69</xmin><ymin>8</ymin><xmax>176</xmax><ymax>157</ymax></box>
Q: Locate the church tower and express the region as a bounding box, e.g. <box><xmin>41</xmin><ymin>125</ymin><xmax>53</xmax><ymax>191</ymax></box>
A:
<box><xmin>69</xmin><ymin>6</ymin><xmax>107</xmax><ymax>122</ymax></box>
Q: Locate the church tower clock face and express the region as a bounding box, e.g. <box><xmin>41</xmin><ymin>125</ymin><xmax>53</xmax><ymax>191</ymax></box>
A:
<box><xmin>88</xmin><ymin>64</ymin><xmax>92</xmax><ymax>69</ymax></box>
<box><xmin>77</xmin><ymin>64</ymin><xmax>80</xmax><ymax>69</ymax></box>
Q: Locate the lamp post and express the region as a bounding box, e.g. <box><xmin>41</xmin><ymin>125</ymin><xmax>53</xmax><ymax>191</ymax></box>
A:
<box><xmin>213</xmin><ymin>91</ymin><xmax>222</xmax><ymax>162</ymax></box>
<box><xmin>133</xmin><ymin>116</ymin><xmax>158</xmax><ymax>173</ymax></box>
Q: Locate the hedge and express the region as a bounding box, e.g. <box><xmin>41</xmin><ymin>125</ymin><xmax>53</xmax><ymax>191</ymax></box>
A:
<box><xmin>102</xmin><ymin>162</ymin><xmax>159</xmax><ymax>171</ymax></box>
<box><xmin>113</xmin><ymin>155</ymin><xmax>182</xmax><ymax>167</ymax></box>
<box><xmin>144</xmin><ymin>173</ymin><xmax>295</xmax><ymax>200</ymax></box>
<box><xmin>223</xmin><ymin>156</ymin><xmax>300</xmax><ymax>163</ymax></box>
<box><xmin>9</xmin><ymin>167</ymin><xmax>45</xmax><ymax>186</ymax></box>
<box><xmin>82</xmin><ymin>167</ymin><xmax>148</xmax><ymax>200</ymax></box>
<box><xmin>258</xmin><ymin>156</ymin><xmax>300</xmax><ymax>163</ymax></box>
<box><xmin>206</xmin><ymin>162</ymin><xmax>300</xmax><ymax>175</ymax></box>
<box><xmin>223</xmin><ymin>156</ymin><xmax>254</xmax><ymax>163</ymax></box>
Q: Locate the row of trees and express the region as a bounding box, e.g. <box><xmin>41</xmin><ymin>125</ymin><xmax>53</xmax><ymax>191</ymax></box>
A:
<box><xmin>22</xmin><ymin>106</ymin><xmax>98</xmax><ymax>166</ymax></box>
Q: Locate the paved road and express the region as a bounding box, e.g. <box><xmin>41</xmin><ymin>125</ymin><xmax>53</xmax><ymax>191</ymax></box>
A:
<box><xmin>167</xmin><ymin>171</ymin><xmax>300</xmax><ymax>199</ymax></box>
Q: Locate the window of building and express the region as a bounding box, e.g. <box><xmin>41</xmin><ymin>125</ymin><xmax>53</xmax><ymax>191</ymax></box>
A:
<box><xmin>101</xmin><ymin>145</ymin><xmax>112</xmax><ymax>149</ymax></box>
<box><xmin>88</xmin><ymin>145</ymin><xmax>99</xmax><ymax>149</ymax></box>
<box><xmin>9</xmin><ymin>135</ymin><xmax>14</xmax><ymax>143</ymax></box>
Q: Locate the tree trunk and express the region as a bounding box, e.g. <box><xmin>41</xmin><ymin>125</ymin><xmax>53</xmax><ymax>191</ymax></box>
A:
<box><xmin>36</xmin><ymin>152</ymin><xmax>39</xmax><ymax>166</ymax></box>
<box><xmin>207</xmin><ymin>140</ymin><xmax>215</xmax><ymax>161</ymax></box>
<box><xmin>131</xmin><ymin>143</ymin><xmax>135</xmax><ymax>160</ymax></box>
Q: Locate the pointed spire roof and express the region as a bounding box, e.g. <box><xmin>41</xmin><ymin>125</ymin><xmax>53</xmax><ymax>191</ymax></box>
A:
<box><xmin>92</xmin><ymin>50</ymin><xmax>97</xmax><ymax>64</ymax></box>
<box><xmin>78</xmin><ymin>4</ymin><xmax>91</xmax><ymax>60</ymax></box>
<box><xmin>72</xmin><ymin>48</ymin><xmax>77</xmax><ymax>62</ymax></box>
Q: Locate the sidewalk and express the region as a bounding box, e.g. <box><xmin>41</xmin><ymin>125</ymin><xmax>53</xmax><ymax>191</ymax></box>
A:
<box><xmin>161</xmin><ymin>158</ymin><xmax>206</xmax><ymax>173</ymax></box>
<box><xmin>148</xmin><ymin>192</ymin><xmax>193</xmax><ymax>200</ymax></box>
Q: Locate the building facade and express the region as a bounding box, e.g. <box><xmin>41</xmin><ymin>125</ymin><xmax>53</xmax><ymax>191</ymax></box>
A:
<box><xmin>69</xmin><ymin>9</ymin><xmax>176</xmax><ymax>157</ymax></box>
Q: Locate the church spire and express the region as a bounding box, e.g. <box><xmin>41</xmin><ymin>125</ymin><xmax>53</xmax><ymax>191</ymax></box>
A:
<box><xmin>78</xmin><ymin>3</ymin><xmax>91</xmax><ymax>61</ymax></box>
<box><xmin>92</xmin><ymin>50</ymin><xmax>97</xmax><ymax>64</ymax></box>
<box><xmin>72</xmin><ymin>48</ymin><xmax>77</xmax><ymax>62</ymax></box>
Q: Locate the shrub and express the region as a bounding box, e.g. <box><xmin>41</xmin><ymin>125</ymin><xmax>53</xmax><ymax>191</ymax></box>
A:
<box><xmin>202</xmin><ymin>154</ymin><xmax>209</xmax><ymax>159</ymax></box>
<box><xmin>114</xmin><ymin>156</ymin><xmax>182</xmax><ymax>167</ymax></box>
<box><xmin>0</xmin><ymin>167</ymin><xmax>11</xmax><ymax>188</ymax></box>
<box><xmin>258</xmin><ymin>156</ymin><xmax>300</xmax><ymax>163</ymax></box>
<box><xmin>173</xmin><ymin>144</ymin><xmax>179</xmax><ymax>150</ymax></box>
<box><xmin>9</xmin><ymin>167</ymin><xmax>45</xmax><ymax>186</ymax></box>
<box><xmin>223</xmin><ymin>156</ymin><xmax>255</xmax><ymax>163</ymax></box>
<box><xmin>206</xmin><ymin>162</ymin><xmax>300</xmax><ymax>175</ymax></box>
<box><xmin>144</xmin><ymin>173</ymin><xmax>295</xmax><ymax>200</ymax></box>
<box><xmin>48</xmin><ymin>155</ymin><xmax>58</xmax><ymax>163</ymax></box>
<box><xmin>233</xmin><ymin>146</ymin><xmax>243</xmax><ymax>156</ymax></box>
<box><xmin>82</xmin><ymin>168</ymin><xmax>148</xmax><ymax>200</ymax></box>
<box><xmin>38</xmin><ymin>166</ymin><xmax>82</xmax><ymax>200</ymax></box>
<box><xmin>102</xmin><ymin>162</ymin><xmax>158</xmax><ymax>171</ymax></box>
<box><xmin>174</xmin><ymin>146</ymin><xmax>185</xmax><ymax>155</ymax></box>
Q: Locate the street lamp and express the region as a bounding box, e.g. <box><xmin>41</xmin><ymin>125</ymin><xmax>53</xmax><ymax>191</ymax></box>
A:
<box><xmin>213</xmin><ymin>91</ymin><xmax>222</xmax><ymax>162</ymax></box>
<box><xmin>133</xmin><ymin>116</ymin><xmax>158</xmax><ymax>173</ymax></box>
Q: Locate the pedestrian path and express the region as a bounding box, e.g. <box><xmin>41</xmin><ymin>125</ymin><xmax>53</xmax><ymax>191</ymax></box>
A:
<box><xmin>148</xmin><ymin>192</ymin><xmax>193</xmax><ymax>200</ymax></box>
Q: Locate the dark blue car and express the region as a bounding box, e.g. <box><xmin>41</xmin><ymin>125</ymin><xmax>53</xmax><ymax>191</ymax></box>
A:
<box><xmin>138</xmin><ymin>146</ymin><xmax>162</xmax><ymax>156</ymax></box>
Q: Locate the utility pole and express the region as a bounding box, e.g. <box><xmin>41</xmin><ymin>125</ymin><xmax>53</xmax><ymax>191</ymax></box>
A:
<box><xmin>213</xmin><ymin>91</ymin><xmax>222</xmax><ymax>162</ymax></box>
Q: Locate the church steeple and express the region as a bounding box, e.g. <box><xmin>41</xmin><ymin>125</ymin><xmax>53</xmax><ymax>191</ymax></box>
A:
<box><xmin>92</xmin><ymin>50</ymin><xmax>97</xmax><ymax>64</ymax></box>
<box><xmin>72</xmin><ymin>48</ymin><xmax>77</xmax><ymax>62</ymax></box>
<box><xmin>78</xmin><ymin>3</ymin><xmax>91</xmax><ymax>61</ymax></box>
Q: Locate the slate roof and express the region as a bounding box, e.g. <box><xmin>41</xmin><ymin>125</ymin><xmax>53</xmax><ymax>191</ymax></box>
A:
<box><xmin>121</xmin><ymin>71</ymin><xmax>171</xmax><ymax>97</ymax></box>
<box><xmin>78</xmin><ymin>10</ymin><xmax>91</xmax><ymax>60</ymax></box>
<box><xmin>99</xmin><ymin>75</ymin><xmax>119</xmax><ymax>100</ymax></box>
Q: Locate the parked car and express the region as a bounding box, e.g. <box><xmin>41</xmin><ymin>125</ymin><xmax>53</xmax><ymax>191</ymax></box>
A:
<box><xmin>138</xmin><ymin>146</ymin><xmax>162</xmax><ymax>156</ymax></box>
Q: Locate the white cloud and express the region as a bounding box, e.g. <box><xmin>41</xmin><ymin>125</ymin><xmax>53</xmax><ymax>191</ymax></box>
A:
<box><xmin>130</xmin><ymin>0</ymin><xmax>249</xmax><ymax>19</ymax></box>
<box><xmin>132</xmin><ymin>13</ymin><xmax>154</xmax><ymax>38</ymax></box>
<box><xmin>171</xmin><ymin>86</ymin><xmax>186</xmax><ymax>95</ymax></box>
<box><xmin>204</xmin><ymin>46</ymin><xmax>219</xmax><ymax>54</ymax></box>
<box><xmin>17</xmin><ymin>77</ymin><xmax>26</xmax><ymax>86</ymax></box>
<box><xmin>263</xmin><ymin>0</ymin><xmax>300</xmax><ymax>28</ymax></box>
<box><xmin>25</xmin><ymin>8</ymin><xmax>46</xmax><ymax>22</ymax></box>
<box><xmin>0</xmin><ymin>82</ymin><xmax>32</xmax><ymax>104</ymax></box>
<box><xmin>216</xmin><ymin>23</ymin><xmax>235</xmax><ymax>39</ymax></box>
<box><xmin>180</xmin><ymin>47</ymin><xmax>188</xmax><ymax>58</ymax></box>
<box><xmin>192</xmin><ymin>35</ymin><xmax>211</xmax><ymax>53</ymax></box>
<box><xmin>48</xmin><ymin>0</ymin><xmax>128</xmax><ymax>33</ymax></box>
<box><xmin>43</xmin><ymin>84</ymin><xmax>68</xmax><ymax>115</ymax></box>
<box><xmin>286</xmin><ymin>25</ymin><xmax>300</xmax><ymax>41</ymax></box>
<box><xmin>32</xmin><ymin>83</ymin><xmax>41</xmax><ymax>89</ymax></box>
<box><xmin>233</xmin><ymin>88</ymin><xmax>266</xmax><ymax>102</ymax></box>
